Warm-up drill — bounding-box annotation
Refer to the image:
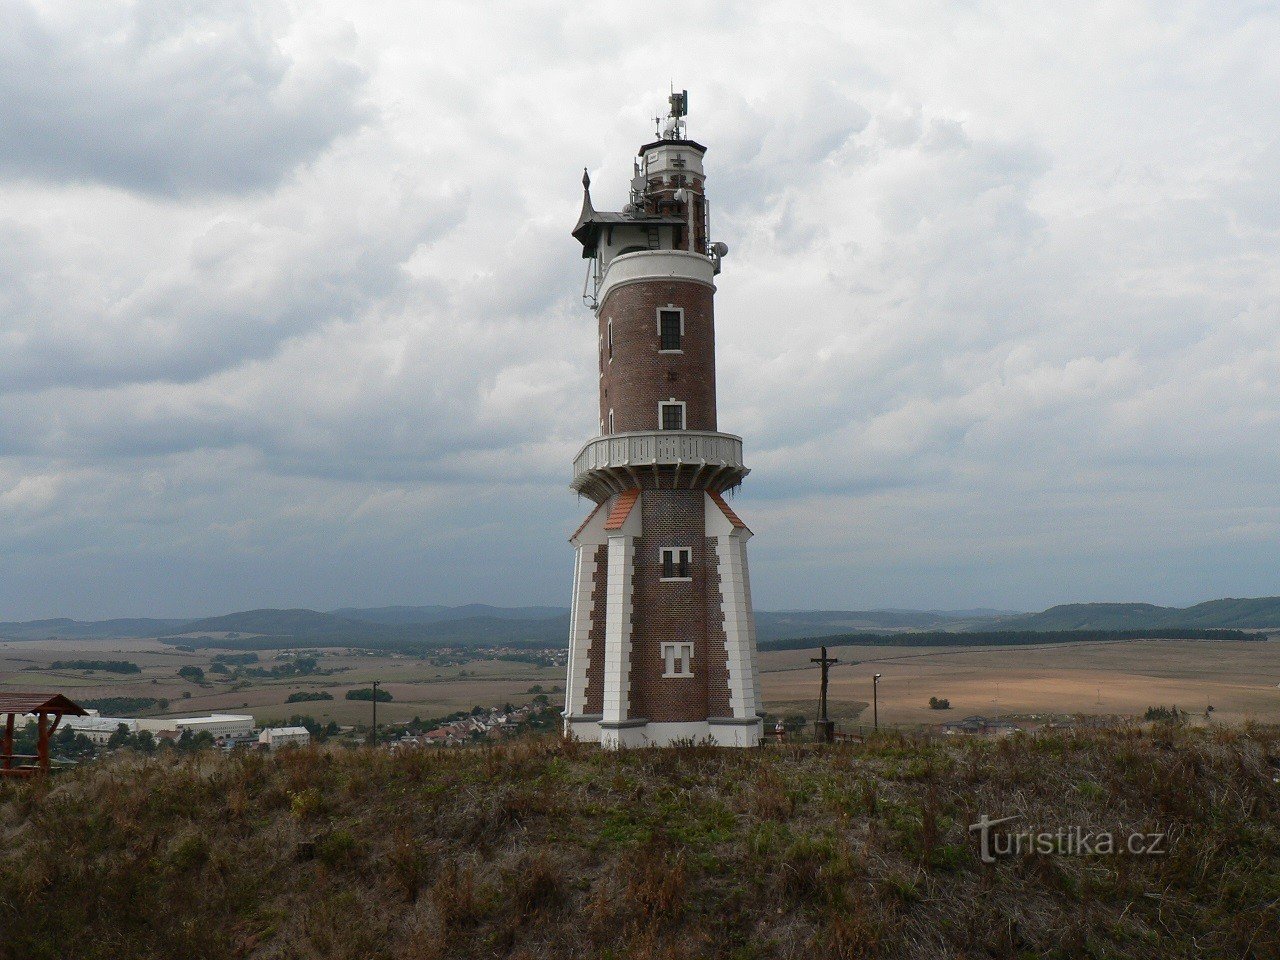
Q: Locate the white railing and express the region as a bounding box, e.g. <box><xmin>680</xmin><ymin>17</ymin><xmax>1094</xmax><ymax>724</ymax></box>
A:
<box><xmin>572</xmin><ymin>430</ymin><xmax>745</xmax><ymax>483</ymax></box>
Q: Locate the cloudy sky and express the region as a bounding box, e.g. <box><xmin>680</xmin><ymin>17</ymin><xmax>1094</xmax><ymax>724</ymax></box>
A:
<box><xmin>1</xmin><ymin>1</ymin><xmax>1277</xmax><ymax>619</ymax></box>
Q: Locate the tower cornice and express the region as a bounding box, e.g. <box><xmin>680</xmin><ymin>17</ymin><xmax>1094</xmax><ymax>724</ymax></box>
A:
<box><xmin>596</xmin><ymin>249</ymin><xmax>716</xmax><ymax>309</ymax></box>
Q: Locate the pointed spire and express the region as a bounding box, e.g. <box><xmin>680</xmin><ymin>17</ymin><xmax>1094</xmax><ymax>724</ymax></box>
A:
<box><xmin>573</xmin><ymin>166</ymin><xmax>597</xmax><ymax>245</ymax></box>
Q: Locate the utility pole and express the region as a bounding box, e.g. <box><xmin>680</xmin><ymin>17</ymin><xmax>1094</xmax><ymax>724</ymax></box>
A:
<box><xmin>873</xmin><ymin>673</ymin><xmax>882</xmax><ymax>732</ymax></box>
<box><xmin>811</xmin><ymin>646</ymin><xmax>839</xmax><ymax>742</ymax></box>
<box><xmin>371</xmin><ymin>680</ymin><xmax>380</xmax><ymax>745</ymax></box>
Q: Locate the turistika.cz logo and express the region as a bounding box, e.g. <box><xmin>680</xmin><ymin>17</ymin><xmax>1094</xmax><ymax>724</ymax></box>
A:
<box><xmin>968</xmin><ymin>814</ymin><xmax>1168</xmax><ymax>864</ymax></box>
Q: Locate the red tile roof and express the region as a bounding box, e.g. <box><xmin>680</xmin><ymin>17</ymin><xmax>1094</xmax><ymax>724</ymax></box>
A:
<box><xmin>603</xmin><ymin>489</ymin><xmax>641</xmax><ymax>530</ymax></box>
<box><xmin>569</xmin><ymin>502</ymin><xmax>604</xmax><ymax>542</ymax></box>
<box><xmin>708</xmin><ymin>491</ymin><xmax>749</xmax><ymax>531</ymax></box>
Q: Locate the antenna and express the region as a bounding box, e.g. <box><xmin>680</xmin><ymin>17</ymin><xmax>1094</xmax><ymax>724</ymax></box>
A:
<box><xmin>660</xmin><ymin>88</ymin><xmax>689</xmax><ymax>140</ymax></box>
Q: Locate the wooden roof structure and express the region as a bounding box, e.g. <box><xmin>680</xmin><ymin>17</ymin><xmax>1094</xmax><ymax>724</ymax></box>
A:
<box><xmin>1</xmin><ymin>691</ymin><xmax>88</xmax><ymax>778</ymax></box>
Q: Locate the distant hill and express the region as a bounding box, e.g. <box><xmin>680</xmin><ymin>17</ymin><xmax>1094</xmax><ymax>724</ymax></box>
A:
<box><xmin>1000</xmin><ymin>597</ymin><xmax>1280</xmax><ymax>631</ymax></box>
<box><xmin>332</xmin><ymin>604</ymin><xmax>568</xmax><ymax>625</ymax></box>
<box><xmin>3</xmin><ymin>596</ymin><xmax>1279</xmax><ymax>647</ymax></box>
<box><xmin>0</xmin><ymin>618</ymin><xmax>188</xmax><ymax>641</ymax></box>
<box><xmin>754</xmin><ymin>609</ymin><xmax>1009</xmax><ymax>640</ymax></box>
<box><xmin>162</xmin><ymin>608</ymin><xmax>569</xmax><ymax>651</ymax></box>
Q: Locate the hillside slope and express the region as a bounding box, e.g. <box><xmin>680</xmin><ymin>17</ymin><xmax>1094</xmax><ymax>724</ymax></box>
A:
<box><xmin>1</xmin><ymin>728</ymin><xmax>1276</xmax><ymax>959</ymax></box>
<box><xmin>1004</xmin><ymin>596</ymin><xmax>1280</xmax><ymax>630</ymax></box>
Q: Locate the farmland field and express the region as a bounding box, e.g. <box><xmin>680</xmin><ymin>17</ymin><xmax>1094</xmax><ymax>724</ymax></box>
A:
<box><xmin>0</xmin><ymin>639</ymin><xmax>564</xmax><ymax>727</ymax></box>
<box><xmin>761</xmin><ymin>638</ymin><xmax>1280</xmax><ymax>728</ymax></box>
<box><xmin>2</xmin><ymin>635</ymin><xmax>1278</xmax><ymax>730</ymax></box>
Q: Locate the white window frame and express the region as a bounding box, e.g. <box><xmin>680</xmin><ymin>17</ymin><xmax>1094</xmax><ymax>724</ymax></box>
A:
<box><xmin>657</xmin><ymin>305</ymin><xmax>684</xmax><ymax>353</ymax></box>
<box><xmin>660</xmin><ymin>547</ymin><xmax>692</xmax><ymax>582</ymax></box>
<box><xmin>658</xmin><ymin>399</ymin><xmax>686</xmax><ymax>431</ymax></box>
<box><xmin>608</xmin><ymin>409</ymin><xmax>614</xmax><ymax>434</ymax></box>
<box><xmin>662</xmin><ymin>642</ymin><xmax>695</xmax><ymax>678</ymax></box>
<box><xmin>607</xmin><ymin>318</ymin><xmax>614</xmax><ymax>362</ymax></box>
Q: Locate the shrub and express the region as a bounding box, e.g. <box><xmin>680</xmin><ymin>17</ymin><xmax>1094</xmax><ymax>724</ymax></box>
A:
<box><xmin>50</xmin><ymin>659</ymin><xmax>140</xmax><ymax>674</ymax></box>
<box><xmin>928</xmin><ymin>697</ymin><xmax>951</xmax><ymax>710</ymax></box>
<box><xmin>345</xmin><ymin>687</ymin><xmax>392</xmax><ymax>702</ymax></box>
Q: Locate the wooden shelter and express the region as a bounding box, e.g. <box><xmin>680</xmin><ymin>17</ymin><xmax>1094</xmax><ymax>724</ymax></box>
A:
<box><xmin>0</xmin><ymin>693</ymin><xmax>89</xmax><ymax>777</ymax></box>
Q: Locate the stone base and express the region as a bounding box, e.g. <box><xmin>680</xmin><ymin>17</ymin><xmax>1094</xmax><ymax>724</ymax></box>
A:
<box><xmin>568</xmin><ymin>717</ymin><xmax>763</xmax><ymax>749</ymax></box>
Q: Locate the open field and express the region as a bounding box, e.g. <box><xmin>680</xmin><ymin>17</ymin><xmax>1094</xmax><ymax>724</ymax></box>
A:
<box><xmin>0</xmin><ymin>639</ymin><xmax>564</xmax><ymax>727</ymax></box>
<box><xmin>3</xmin><ymin>635</ymin><xmax>1278</xmax><ymax>730</ymax></box>
<box><xmin>761</xmin><ymin>638</ymin><xmax>1280</xmax><ymax>728</ymax></box>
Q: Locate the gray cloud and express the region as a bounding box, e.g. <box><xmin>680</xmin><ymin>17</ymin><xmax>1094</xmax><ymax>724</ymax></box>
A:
<box><xmin>0</xmin><ymin>0</ymin><xmax>369</xmax><ymax>195</ymax></box>
<box><xmin>1</xmin><ymin>1</ymin><xmax>1279</xmax><ymax>618</ymax></box>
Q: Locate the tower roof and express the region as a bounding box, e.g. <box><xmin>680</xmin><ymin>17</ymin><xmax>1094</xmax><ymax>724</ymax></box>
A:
<box><xmin>637</xmin><ymin>138</ymin><xmax>707</xmax><ymax>157</ymax></box>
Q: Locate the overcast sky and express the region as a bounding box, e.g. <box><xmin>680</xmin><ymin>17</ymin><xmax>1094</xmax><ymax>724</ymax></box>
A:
<box><xmin>1</xmin><ymin>1</ymin><xmax>1277</xmax><ymax>619</ymax></box>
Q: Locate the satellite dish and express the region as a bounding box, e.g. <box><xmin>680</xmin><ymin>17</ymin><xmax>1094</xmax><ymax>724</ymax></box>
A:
<box><xmin>673</xmin><ymin>187</ymin><xmax>688</xmax><ymax>203</ymax></box>
<box><xmin>711</xmin><ymin>241</ymin><xmax>729</xmax><ymax>257</ymax></box>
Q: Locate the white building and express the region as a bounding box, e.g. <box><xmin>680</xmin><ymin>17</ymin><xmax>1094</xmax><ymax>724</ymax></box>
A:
<box><xmin>258</xmin><ymin>726</ymin><xmax>310</xmax><ymax>750</ymax></box>
<box><xmin>176</xmin><ymin>714</ymin><xmax>255</xmax><ymax>739</ymax></box>
<box><xmin>134</xmin><ymin>714</ymin><xmax>256</xmax><ymax>739</ymax></box>
<box><xmin>65</xmin><ymin>716</ymin><xmax>137</xmax><ymax>744</ymax></box>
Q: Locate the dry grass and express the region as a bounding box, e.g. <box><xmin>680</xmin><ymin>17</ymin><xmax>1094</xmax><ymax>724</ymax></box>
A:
<box><xmin>0</xmin><ymin>726</ymin><xmax>1278</xmax><ymax>959</ymax></box>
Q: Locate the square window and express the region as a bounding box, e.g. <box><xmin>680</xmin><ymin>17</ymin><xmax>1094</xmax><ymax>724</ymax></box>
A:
<box><xmin>659</xmin><ymin>310</ymin><xmax>682</xmax><ymax>351</ymax></box>
<box><xmin>663</xmin><ymin>642</ymin><xmax>694</xmax><ymax>677</ymax></box>
<box><xmin>660</xmin><ymin>402</ymin><xmax>685</xmax><ymax>431</ymax></box>
<box><xmin>661</xmin><ymin>547</ymin><xmax>691</xmax><ymax>580</ymax></box>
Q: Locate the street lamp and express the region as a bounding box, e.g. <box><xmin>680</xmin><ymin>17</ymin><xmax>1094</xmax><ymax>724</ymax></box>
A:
<box><xmin>873</xmin><ymin>673</ymin><xmax>882</xmax><ymax>732</ymax></box>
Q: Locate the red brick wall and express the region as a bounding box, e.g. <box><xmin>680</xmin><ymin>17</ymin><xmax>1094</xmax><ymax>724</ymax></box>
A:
<box><xmin>598</xmin><ymin>279</ymin><xmax>717</xmax><ymax>434</ymax></box>
<box><xmin>582</xmin><ymin>543</ymin><xmax>608</xmax><ymax>715</ymax></box>
<box><xmin>703</xmin><ymin>535</ymin><xmax>732</xmax><ymax>717</ymax></box>
<box><xmin>628</xmin><ymin>490</ymin><xmax>716</xmax><ymax>723</ymax></box>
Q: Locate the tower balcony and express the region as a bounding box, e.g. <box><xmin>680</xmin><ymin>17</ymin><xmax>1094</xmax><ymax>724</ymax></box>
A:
<box><xmin>571</xmin><ymin>430</ymin><xmax>749</xmax><ymax>503</ymax></box>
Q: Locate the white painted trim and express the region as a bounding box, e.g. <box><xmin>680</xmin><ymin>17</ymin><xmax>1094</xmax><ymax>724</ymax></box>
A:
<box><xmin>562</xmin><ymin>544</ymin><xmax>598</xmax><ymax>725</ymax></box>
<box><xmin>656</xmin><ymin>305</ymin><xmax>685</xmax><ymax>352</ymax></box>
<box><xmin>661</xmin><ymin>641</ymin><xmax>695</xmax><ymax>678</ymax></box>
<box><xmin>707</xmin><ymin>493</ymin><xmax>761</xmax><ymax>722</ymax></box>
<box><xmin>601</xmin><ymin>533</ymin><xmax>637</xmax><ymax>726</ymax></box>
<box><xmin>658</xmin><ymin>399</ymin><xmax>686</xmax><ymax>431</ymax></box>
<box><xmin>659</xmin><ymin>546</ymin><xmax>691</xmax><ymax>580</ymax></box>
<box><xmin>598</xmin><ymin>250</ymin><xmax>715</xmax><ymax>308</ymax></box>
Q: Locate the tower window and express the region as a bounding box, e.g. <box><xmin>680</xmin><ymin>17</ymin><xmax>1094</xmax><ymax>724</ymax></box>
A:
<box><xmin>608</xmin><ymin>409</ymin><xmax>614</xmax><ymax>434</ymax></box>
<box><xmin>662</xmin><ymin>642</ymin><xmax>694</xmax><ymax>678</ymax></box>
<box><xmin>607</xmin><ymin>319</ymin><xmax>613</xmax><ymax>360</ymax></box>
<box><xmin>659</xmin><ymin>309</ymin><xmax>682</xmax><ymax>351</ymax></box>
<box><xmin>660</xmin><ymin>547</ymin><xmax>692</xmax><ymax>580</ymax></box>
<box><xmin>659</xmin><ymin>400</ymin><xmax>685</xmax><ymax>431</ymax></box>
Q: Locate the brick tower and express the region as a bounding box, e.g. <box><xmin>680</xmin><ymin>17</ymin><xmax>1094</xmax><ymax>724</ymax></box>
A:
<box><xmin>562</xmin><ymin>92</ymin><xmax>763</xmax><ymax>748</ymax></box>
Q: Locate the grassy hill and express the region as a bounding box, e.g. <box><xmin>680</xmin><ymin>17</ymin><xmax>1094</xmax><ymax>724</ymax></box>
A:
<box><xmin>1003</xmin><ymin>596</ymin><xmax>1280</xmax><ymax>631</ymax></box>
<box><xmin>162</xmin><ymin>608</ymin><xmax>570</xmax><ymax>651</ymax></box>
<box><xmin>2</xmin><ymin>727</ymin><xmax>1277</xmax><ymax>959</ymax></box>
<box><xmin>5</xmin><ymin>596</ymin><xmax>1280</xmax><ymax>647</ymax></box>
